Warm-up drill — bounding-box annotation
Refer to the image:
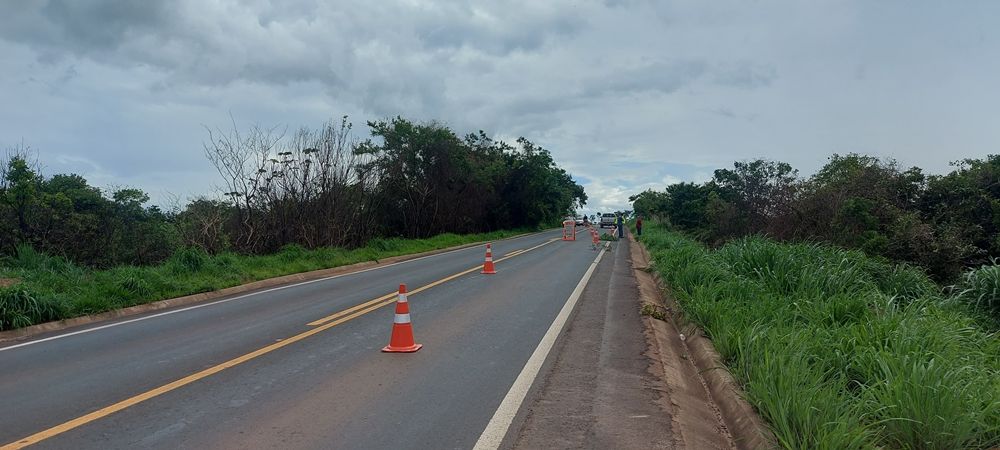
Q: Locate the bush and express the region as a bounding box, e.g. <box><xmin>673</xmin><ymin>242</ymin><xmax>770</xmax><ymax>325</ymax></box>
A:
<box><xmin>957</xmin><ymin>263</ymin><xmax>1000</xmax><ymax>319</ymax></box>
<box><xmin>168</xmin><ymin>247</ymin><xmax>209</xmax><ymax>272</ymax></box>
<box><xmin>277</xmin><ymin>244</ymin><xmax>308</xmax><ymax>261</ymax></box>
<box><xmin>0</xmin><ymin>285</ymin><xmax>64</xmax><ymax>330</ymax></box>
<box><xmin>113</xmin><ymin>267</ymin><xmax>153</xmax><ymax>299</ymax></box>
<box><xmin>869</xmin><ymin>262</ymin><xmax>939</xmax><ymax>302</ymax></box>
<box><xmin>10</xmin><ymin>244</ymin><xmax>78</xmax><ymax>274</ymax></box>
<box><xmin>366</xmin><ymin>238</ymin><xmax>402</xmax><ymax>252</ymax></box>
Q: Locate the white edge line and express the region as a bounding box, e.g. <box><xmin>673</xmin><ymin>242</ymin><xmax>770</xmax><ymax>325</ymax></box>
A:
<box><xmin>473</xmin><ymin>246</ymin><xmax>607</xmax><ymax>450</ymax></box>
<box><xmin>0</xmin><ymin>230</ymin><xmax>555</xmax><ymax>352</ymax></box>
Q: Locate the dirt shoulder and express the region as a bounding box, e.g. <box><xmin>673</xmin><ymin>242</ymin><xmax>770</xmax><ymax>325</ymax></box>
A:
<box><xmin>510</xmin><ymin>237</ymin><xmax>675</xmax><ymax>449</ymax></box>
<box><xmin>630</xmin><ymin>234</ymin><xmax>775</xmax><ymax>449</ymax></box>
<box><xmin>510</xmin><ymin>232</ymin><xmax>771</xmax><ymax>449</ymax></box>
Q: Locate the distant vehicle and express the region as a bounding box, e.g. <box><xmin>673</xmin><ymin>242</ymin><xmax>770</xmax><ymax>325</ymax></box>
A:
<box><xmin>575</xmin><ymin>217</ymin><xmax>585</xmax><ymax>226</ymax></box>
<box><xmin>600</xmin><ymin>213</ymin><xmax>616</xmax><ymax>228</ymax></box>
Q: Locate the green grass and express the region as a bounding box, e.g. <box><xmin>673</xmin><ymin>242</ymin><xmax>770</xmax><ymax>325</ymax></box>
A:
<box><xmin>956</xmin><ymin>263</ymin><xmax>1000</xmax><ymax>321</ymax></box>
<box><xmin>0</xmin><ymin>230</ymin><xmax>529</xmax><ymax>331</ymax></box>
<box><xmin>636</xmin><ymin>221</ymin><xmax>1000</xmax><ymax>449</ymax></box>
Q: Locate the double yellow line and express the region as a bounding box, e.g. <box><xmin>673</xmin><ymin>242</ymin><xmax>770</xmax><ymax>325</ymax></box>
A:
<box><xmin>2</xmin><ymin>237</ymin><xmax>561</xmax><ymax>449</ymax></box>
<box><xmin>307</xmin><ymin>240</ymin><xmax>550</xmax><ymax>327</ymax></box>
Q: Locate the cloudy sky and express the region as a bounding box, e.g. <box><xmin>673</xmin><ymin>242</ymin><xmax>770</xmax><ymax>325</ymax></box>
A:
<box><xmin>1</xmin><ymin>1</ymin><xmax>998</xmax><ymax>214</ymax></box>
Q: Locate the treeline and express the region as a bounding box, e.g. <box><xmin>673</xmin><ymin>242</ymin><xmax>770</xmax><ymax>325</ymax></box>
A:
<box><xmin>0</xmin><ymin>117</ymin><xmax>586</xmax><ymax>267</ymax></box>
<box><xmin>0</xmin><ymin>155</ymin><xmax>175</xmax><ymax>267</ymax></box>
<box><xmin>630</xmin><ymin>153</ymin><xmax>1000</xmax><ymax>281</ymax></box>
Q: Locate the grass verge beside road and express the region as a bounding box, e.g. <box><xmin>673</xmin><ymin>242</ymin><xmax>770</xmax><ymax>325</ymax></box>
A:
<box><xmin>0</xmin><ymin>230</ymin><xmax>529</xmax><ymax>331</ymax></box>
<box><xmin>637</xmin><ymin>220</ymin><xmax>1000</xmax><ymax>449</ymax></box>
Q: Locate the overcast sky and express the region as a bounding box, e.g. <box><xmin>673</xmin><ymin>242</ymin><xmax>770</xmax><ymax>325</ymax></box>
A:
<box><xmin>1</xmin><ymin>1</ymin><xmax>998</xmax><ymax>214</ymax></box>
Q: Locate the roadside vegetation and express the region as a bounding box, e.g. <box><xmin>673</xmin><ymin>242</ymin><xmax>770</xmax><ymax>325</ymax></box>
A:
<box><xmin>630</xmin><ymin>154</ymin><xmax>1000</xmax><ymax>282</ymax></box>
<box><xmin>0</xmin><ymin>230</ymin><xmax>525</xmax><ymax>331</ymax></box>
<box><xmin>638</xmin><ymin>220</ymin><xmax>1000</xmax><ymax>449</ymax></box>
<box><xmin>0</xmin><ymin>116</ymin><xmax>586</xmax><ymax>330</ymax></box>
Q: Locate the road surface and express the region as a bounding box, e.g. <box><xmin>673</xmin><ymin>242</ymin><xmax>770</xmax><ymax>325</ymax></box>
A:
<box><xmin>1</xmin><ymin>228</ymin><xmax>643</xmax><ymax>449</ymax></box>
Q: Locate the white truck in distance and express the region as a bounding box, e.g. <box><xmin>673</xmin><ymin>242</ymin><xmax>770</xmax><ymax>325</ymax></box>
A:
<box><xmin>600</xmin><ymin>213</ymin><xmax>617</xmax><ymax>228</ymax></box>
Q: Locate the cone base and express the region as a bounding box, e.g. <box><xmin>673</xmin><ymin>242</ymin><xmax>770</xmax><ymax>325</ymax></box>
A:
<box><xmin>481</xmin><ymin>269</ymin><xmax>497</xmax><ymax>274</ymax></box>
<box><xmin>382</xmin><ymin>343</ymin><xmax>423</xmax><ymax>353</ymax></box>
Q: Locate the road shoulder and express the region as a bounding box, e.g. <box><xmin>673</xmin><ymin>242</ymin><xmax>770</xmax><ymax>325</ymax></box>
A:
<box><xmin>509</xmin><ymin>238</ymin><xmax>678</xmax><ymax>449</ymax></box>
<box><xmin>508</xmin><ymin>230</ymin><xmax>771</xmax><ymax>449</ymax></box>
<box><xmin>630</xmin><ymin>234</ymin><xmax>775</xmax><ymax>450</ymax></box>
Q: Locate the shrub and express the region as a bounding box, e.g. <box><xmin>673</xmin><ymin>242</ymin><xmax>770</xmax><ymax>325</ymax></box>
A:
<box><xmin>0</xmin><ymin>285</ymin><xmax>64</xmax><ymax>330</ymax></box>
<box><xmin>366</xmin><ymin>238</ymin><xmax>402</xmax><ymax>252</ymax></box>
<box><xmin>278</xmin><ymin>244</ymin><xmax>308</xmax><ymax>261</ymax></box>
<box><xmin>168</xmin><ymin>247</ymin><xmax>209</xmax><ymax>272</ymax></box>
<box><xmin>957</xmin><ymin>263</ymin><xmax>1000</xmax><ymax>319</ymax></box>
<box><xmin>868</xmin><ymin>262</ymin><xmax>939</xmax><ymax>302</ymax></box>
<box><xmin>113</xmin><ymin>267</ymin><xmax>153</xmax><ymax>299</ymax></box>
<box><xmin>10</xmin><ymin>244</ymin><xmax>79</xmax><ymax>274</ymax></box>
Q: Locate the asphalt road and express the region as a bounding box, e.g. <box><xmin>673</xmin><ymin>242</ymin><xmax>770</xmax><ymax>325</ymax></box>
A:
<box><xmin>0</xmin><ymin>228</ymin><xmax>607</xmax><ymax>449</ymax></box>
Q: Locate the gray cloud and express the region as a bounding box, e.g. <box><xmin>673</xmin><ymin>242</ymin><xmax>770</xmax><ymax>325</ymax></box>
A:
<box><xmin>712</xmin><ymin>62</ymin><xmax>776</xmax><ymax>89</ymax></box>
<box><xmin>42</xmin><ymin>1</ymin><xmax>173</xmax><ymax>48</ymax></box>
<box><xmin>586</xmin><ymin>60</ymin><xmax>709</xmax><ymax>97</ymax></box>
<box><xmin>414</xmin><ymin>4</ymin><xmax>586</xmax><ymax>56</ymax></box>
<box><xmin>1</xmin><ymin>0</ymin><xmax>999</xmax><ymax>214</ymax></box>
<box><xmin>1</xmin><ymin>1</ymin><xmax>174</xmax><ymax>62</ymax></box>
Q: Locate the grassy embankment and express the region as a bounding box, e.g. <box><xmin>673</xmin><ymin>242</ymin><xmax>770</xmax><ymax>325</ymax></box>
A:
<box><xmin>0</xmin><ymin>230</ymin><xmax>529</xmax><ymax>331</ymax></box>
<box><xmin>637</xmin><ymin>220</ymin><xmax>999</xmax><ymax>449</ymax></box>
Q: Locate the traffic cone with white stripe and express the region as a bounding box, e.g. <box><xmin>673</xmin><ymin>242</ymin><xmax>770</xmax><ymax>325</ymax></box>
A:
<box><xmin>382</xmin><ymin>284</ymin><xmax>422</xmax><ymax>353</ymax></box>
<box><xmin>481</xmin><ymin>243</ymin><xmax>497</xmax><ymax>274</ymax></box>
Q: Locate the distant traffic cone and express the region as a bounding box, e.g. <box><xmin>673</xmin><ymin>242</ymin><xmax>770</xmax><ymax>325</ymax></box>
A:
<box><xmin>481</xmin><ymin>243</ymin><xmax>497</xmax><ymax>274</ymax></box>
<box><xmin>382</xmin><ymin>284</ymin><xmax>422</xmax><ymax>353</ymax></box>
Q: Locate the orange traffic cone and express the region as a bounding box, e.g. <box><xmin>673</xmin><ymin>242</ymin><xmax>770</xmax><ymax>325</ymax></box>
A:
<box><xmin>481</xmin><ymin>243</ymin><xmax>497</xmax><ymax>274</ymax></box>
<box><xmin>382</xmin><ymin>284</ymin><xmax>422</xmax><ymax>353</ymax></box>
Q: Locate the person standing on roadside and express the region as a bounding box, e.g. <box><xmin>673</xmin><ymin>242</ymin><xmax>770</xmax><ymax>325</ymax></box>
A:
<box><xmin>636</xmin><ymin>215</ymin><xmax>643</xmax><ymax>237</ymax></box>
<box><xmin>617</xmin><ymin>213</ymin><xmax>624</xmax><ymax>238</ymax></box>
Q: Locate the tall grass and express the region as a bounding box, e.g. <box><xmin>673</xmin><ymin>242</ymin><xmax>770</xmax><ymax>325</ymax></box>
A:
<box><xmin>638</xmin><ymin>221</ymin><xmax>1000</xmax><ymax>449</ymax></box>
<box><xmin>0</xmin><ymin>284</ymin><xmax>66</xmax><ymax>330</ymax></box>
<box><xmin>0</xmin><ymin>229</ymin><xmax>528</xmax><ymax>331</ymax></box>
<box><xmin>956</xmin><ymin>263</ymin><xmax>1000</xmax><ymax>320</ymax></box>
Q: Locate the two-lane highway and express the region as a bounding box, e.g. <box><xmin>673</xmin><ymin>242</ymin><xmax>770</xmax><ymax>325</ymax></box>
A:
<box><xmin>1</xmin><ymin>228</ymin><xmax>605</xmax><ymax>449</ymax></box>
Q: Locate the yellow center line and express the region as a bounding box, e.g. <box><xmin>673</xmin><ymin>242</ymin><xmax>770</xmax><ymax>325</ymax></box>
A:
<box><xmin>306</xmin><ymin>292</ymin><xmax>396</xmax><ymax>326</ymax></box>
<box><xmin>2</xmin><ymin>300</ymin><xmax>386</xmax><ymax>450</ymax></box>
<box><xmin>307</xmin><ymin>265</ymin><xmax>483</xmax><ymax>327</ymax></box>
<box><xmin>2</xmin><ymin>235</ymin><xmax>563</xmax><ymax>449</ymax></box>
<box><xmin>309</xmin><ymin>238</ymin><xmax>556</xmax><ymax>327</ymax></box>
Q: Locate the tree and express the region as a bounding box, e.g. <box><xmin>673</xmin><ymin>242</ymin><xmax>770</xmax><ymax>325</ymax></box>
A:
<box><xmin>355</xmin><ymin>120</ymin><xmax>585</xmax><ymax>237</ymax></box>
<box><xmin>176</xmin><ymin>198</ymin><xmax>231</xmax><ymax>253</ymax></box>
<box><xmin>712</xmin><ymin>159</ymin><xmax>798</xmax><ymax>234</ymax></box>
<box><xmin>2</xmin><ymin>154</ymin><xmax>42</xmax><ymax>237</ymax></box>
<box><xmin>663</xmin><ymin>182</ymin><xmax>712</xmax><ymax>230</ymax></box>
<box><xmin>501</xmin><ymin>138</ymin><xmax>586</xmax><ymax>228</ymax></box>
<box><xmin>355</xmin><ymin>117</ymin><xmax>475</xmax><ymax>237</ymax></box>
<box><xmin>629</xmin><ymin>189</ymin><xmax>669</xmax><ymax>219</ymax></box>
<box><xmin>203</xmin><ymin>120</ymin><xmax>284</xmax><ymax>251</ymax></box>
<box><xmin>1</xmin><ymin>149</ymin><xmax>178</xmax><ymax>267</ymax></box>
<box><xmin>921</xmin><ymin>155</ymin><xmax>1000</xmax><ymax>267</ymax></box>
